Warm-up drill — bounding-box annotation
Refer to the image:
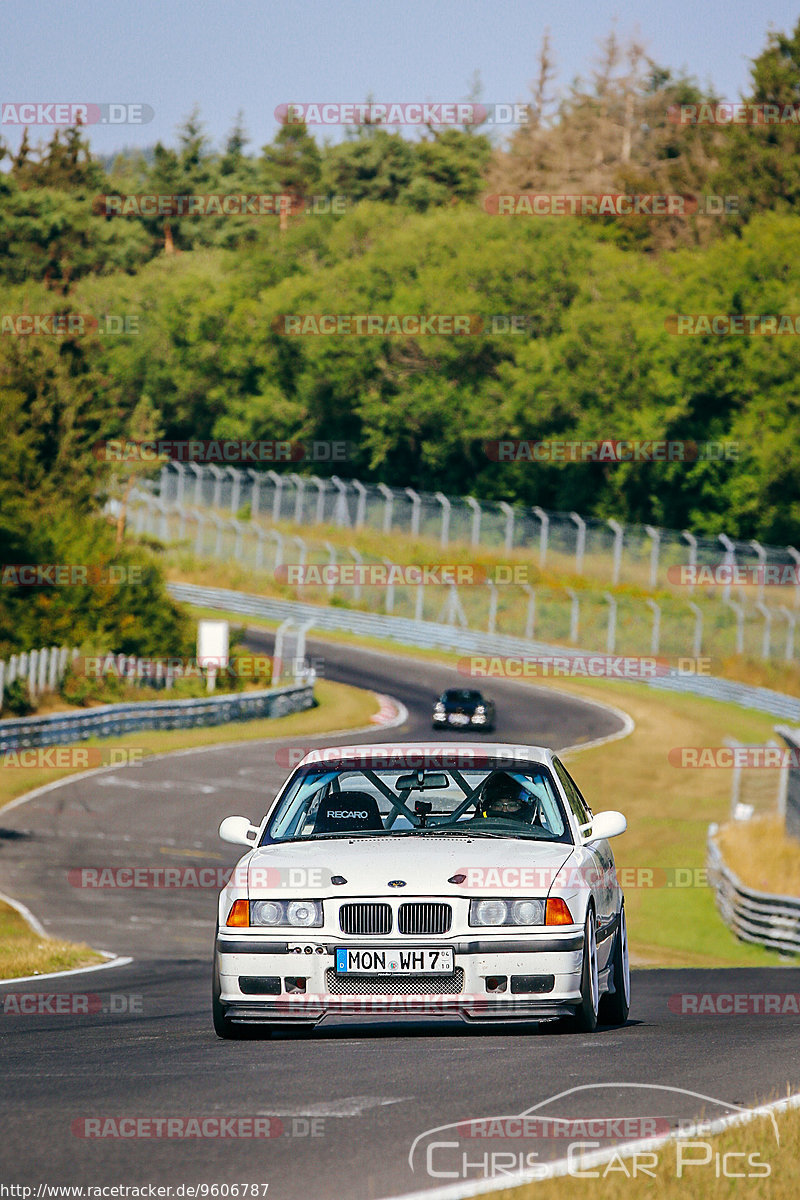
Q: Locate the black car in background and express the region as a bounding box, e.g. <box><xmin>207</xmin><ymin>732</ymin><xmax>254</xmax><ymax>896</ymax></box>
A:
<box><xmin>432</xmin><ymin>688</ymin><xmax>496</xmax><ymax>732</ymax></box>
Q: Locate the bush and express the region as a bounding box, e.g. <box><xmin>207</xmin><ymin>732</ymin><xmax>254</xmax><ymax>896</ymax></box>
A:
<box><xmin>1</xmin><ymin>678</ymin><xmax>35</xmax><ymax>716</ymax></box>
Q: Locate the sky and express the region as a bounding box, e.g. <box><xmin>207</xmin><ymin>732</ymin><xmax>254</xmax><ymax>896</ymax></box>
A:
<box><xmin>2</xmin><ymin>0</ymin><xmax>799</xmax><ymax>159</ymax></box>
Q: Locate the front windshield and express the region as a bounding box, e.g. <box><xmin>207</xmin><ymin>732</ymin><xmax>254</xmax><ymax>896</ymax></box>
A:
<box><xmin>263</xmin><ymin>763</ymin><xmax>571</xmax><ymax>845</ymax></box>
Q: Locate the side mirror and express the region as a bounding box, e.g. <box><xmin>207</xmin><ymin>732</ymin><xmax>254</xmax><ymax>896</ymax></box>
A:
<box><xmin>219</xmin><ymin>815</ymin><xmax>259</xmax><ymax>847</ymax></box>
<box><xmin>583</xmin><ymin>810</ymin><xmax>627</xmax><ymax>843</ymax></box>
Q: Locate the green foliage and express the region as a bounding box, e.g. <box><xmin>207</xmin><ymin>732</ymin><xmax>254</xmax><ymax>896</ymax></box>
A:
<box><xmin>1</xmin><ymin>679</ymin><xmax>34</xmax><ymax>717</ymax></box>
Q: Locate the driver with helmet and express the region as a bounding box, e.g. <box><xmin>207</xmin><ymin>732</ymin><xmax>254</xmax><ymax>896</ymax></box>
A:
<box><xmin>473</xmin><ymin>770</ymin><xmax>540</xmax><ymax>824</ymax></box>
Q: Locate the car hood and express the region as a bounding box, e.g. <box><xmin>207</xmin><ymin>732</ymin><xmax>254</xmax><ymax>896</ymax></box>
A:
<box><xmin>247</xmin><ymin>836</ymin><xmax>575</xmax><ymax>897</ymax></box>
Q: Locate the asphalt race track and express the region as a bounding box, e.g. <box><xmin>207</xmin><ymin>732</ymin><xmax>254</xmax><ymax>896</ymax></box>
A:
<box><xmin>1</xmin><ymin>636</ymin><xmax>799</xmax><ymax>1198</ymax></box>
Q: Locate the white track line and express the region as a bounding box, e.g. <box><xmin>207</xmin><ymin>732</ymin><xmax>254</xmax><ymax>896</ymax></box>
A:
<box><xmin>385</xmin><ymin>1087</ymin><xmax>800</xmax><ymax>1200</ymax></box>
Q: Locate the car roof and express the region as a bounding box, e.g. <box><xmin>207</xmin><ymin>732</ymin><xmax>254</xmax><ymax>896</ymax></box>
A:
<box><xmin>295</xmin><ymin>742</ymin><xmax>554</xmax><ymax>768</ymax></box>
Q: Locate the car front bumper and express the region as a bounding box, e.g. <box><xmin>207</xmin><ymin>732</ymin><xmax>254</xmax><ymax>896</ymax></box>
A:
<box><xmin>216</xmin><ymin>931</ymin><xmax>584</xmax><ymax>1026</ymax></box>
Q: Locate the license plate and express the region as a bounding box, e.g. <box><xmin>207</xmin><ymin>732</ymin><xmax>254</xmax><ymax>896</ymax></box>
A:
<box><xmin>335</xmin><ymin>948</ymin><xmax>454</xmax><ymax>974</ymax></box>
<box><xmin>449</xmin><ymin>713</ymin><xmax>469</xmax><ymax>725</ymax></box>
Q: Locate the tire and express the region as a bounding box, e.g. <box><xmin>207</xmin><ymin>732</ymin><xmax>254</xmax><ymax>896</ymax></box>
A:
<box><xmin>598</xmin><ymin>905</ymin><xmax>630</xmax><ymax>1026</ymax></box>
<box><xmin>562</xmin><ymin>910</ymin><xmax>599</xmax><ymax>1033</ymax></box>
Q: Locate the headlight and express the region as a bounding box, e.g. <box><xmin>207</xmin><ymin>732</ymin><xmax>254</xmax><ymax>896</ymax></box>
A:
<box><xmin>433</xmin><ymin>703</ymin><xmax>445</xmax><ymax>713</ymax></box>
<box><xmin>250</xmin><ymin>900</ymin><xmax>322</xmax><ymax>928</ymax></box>
<box><xmin>510</xmin><ymin>899</ymin><xmax>545</xmax><ymax>925</ymax></box>
<box><xmin>250</xmin><ymin>900</ymin><xmax>283</xmax><ymax>926</ymax></box>
<box><xmin>286</xmin><ymin>900</ymin><xmax>321</xmax><ymax>927</ymax></box>
<box><xmin>469</xmin><ymin>898</ymin><xmax>545</xmax><ymax>927</ymax></box>
<box><xmin>470</xmin><ymin>899</ymin><xmax>509</xmax><ymax>926</ymax></box>
<box><xmin>474</xmin><ymin>705</ymin><xmax>486</xmax><ymax>714</ymax></box>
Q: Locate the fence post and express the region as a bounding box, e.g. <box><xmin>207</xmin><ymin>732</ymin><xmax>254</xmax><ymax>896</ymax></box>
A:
<box><xmin>722</xmin><ymin>596</ymin><xmax>745</xmax><ymax>654</ymax></box>
<box><xmin>565</xmin><ymin>588</ymin><xmax>579</xmax><ymax>644</ymax></box>
<box><xmin>188</xmin><ymin>462</ymin><xmax>204</xmax><ymax>507</ymax></box>
<box><xmin>646</xmin><ymin>598</ymin><xmax>661</xmax><ymax>655</ymax></box>
<box><xmin>466</xmin><ymin>497</ymin><xmax>482</xmax><ymax>547</ymax></box>
<box><xmin>352</xmin><ymin>480</ymin><xmax>367</xmax><ymax>530</ymax></box>
<box><xmin>208</xmin><ymin>464</ymin><xmax>224</xmax><ymax>510</ymax></box>
<box><xmin>603</xmin><ymin>593</ymin><xmax>617</xmax><ymax>654</ymax></box>
<box><xmin>173</xmin><ymin>461</ymin><xmax>186</xmax><ymax>506</ymax></box>
<box><xmin>755</xmin><ymin>602</ymin><xmax>773</xmax><ymax>659</ymax></box>
<box><xmin>435</xmin><ymin>492</ymin><xmax>451</xmax><ymax>547</ymax></box>
<box><xmin>269</xmin><ymin>530</ymin><xmax>284</xmax><ymax>571</ymax></box>
<box><xmin>28</xmin><ymin>649</ymin><xmax>37</xmax><ymax>701</ymax></box>
<box><xmin>570</xmin><ymin>512</ymin><xmax>586</xmax><ymax>575</ymax></box>
<box><xmin>607</xmin><ymin>519</ymin><xmax>623</xmax><ymax>585</ymax></box>
<box><xmin>0</xmin><ymin>660</ymin><xmax>4</xmax><ymax>711</ymax></box>
<box><xmin>405</xmin><ymin>488</ymin><xmax>421</xmax><ymax>536</ymax></box>
<box><xmin>254</xmin><ymin>527</ymin><xmax>267</xmax><ymax>570</ymax></box>
<box><xmin>644</xmin><ymin>525</ymin><xmax>661</xmax><ymax>589</ymax></box>
<box><xmin>532</xmin><ymin>507</ymin><xmax>549</xmax><ymax>569</ymax></box>
<box><xmin>48</xmin><ymin>646</ymin><xmax>58</xmax><ymax>692</ymax></box>
<box><xmin>273</xmin><ymin>618</ymin><xmax>295</xmax><ymax>684</ymax></box>
<box><xmin>330</xmin><ymin>476</ymin><xmax>350</xmax><ymax>527</ymax></box>
<box><xmin>290</xmin><ymin>535</ymin><xmax>307</xmax><ymax>569</ymax></box>
<box><xmin>294</xmin><ymin>619</ymin><xmax>314</xmax><ymax>682</ymax></box>
<box><xmin>348</xmin><ymin>547</ymin><xmax>363</xmax><ymax>601</ymax></box>
<box><xmin>312</xmin><ymin>477</ymin><xmax>327</xmax><ymax>524</ymax></box>
<box><xmin>288</xmin><ymin>473</ymin><xmax>305</xmax><ymax>523</ymax></box>
<box><xmin>787</xmin><ymin>547</ymin><xmax>800</xmax><ymax>609</ymax></box>
<box><xmin>247</xmin><ymin>469</ymin><xmax>262</xmax><ymax>518</ymax></box>
<box><xmin>499</xmin><ymin>502</ymin><xmax>515</xmax><ymax>553</ymax></box>
<box><xmin>266</xmin><ymin>470</ymin><xmax>284</xmax><ymax>523</ymax></box>
<box><xmin>378</xmin><ymin>483</ymin><xmax>394</xmax><ymax>534</ymax></box>
<box><xmin>718</xmin><ymin>534</ymin><xmax>736</xmax><ymax>602</ymax></box>
<box><xmin>36</xmin><ymin>648</ymin><xmax>49</xmax><ymax>694</ymax></box>
<box><xmin>8</xmin><ymin>654</ymin><xmax>18</xmax><ymax>686</ymax></box>
<box><xmin>687</xmin><ymin>602</ymin><xmax>704</xmax><ymax>658</ymax></box>
<box><xmin>749</xmin><ymin>539</ymin><xmax>766</xmax><ymax>605</ymax></box>
<box><xmin>228</xmin><ymin>466</ymin><xmax>242</xmax><ymax>514</ymax></box>
<box><xmin>779</xmin><ymin>606</ymin><xmax>796</xmax><ymax>661</ymax></box>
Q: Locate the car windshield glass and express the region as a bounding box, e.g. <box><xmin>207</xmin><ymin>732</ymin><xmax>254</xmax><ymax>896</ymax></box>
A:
<box><xmin>442</xmin><ymin>690</ymin><xmax>482</xmax><ymax>703</ymax></box>
<box><xmin>263</xmin><ymin>763</ymin><xmax>571</xmax><ymax>844</ymax></box>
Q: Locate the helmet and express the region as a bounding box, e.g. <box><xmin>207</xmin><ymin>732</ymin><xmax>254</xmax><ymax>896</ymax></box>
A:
<box><xmin>479</xmin><ymin>772</ymin><xmax>535</xmax><ymax>822</ymax></box>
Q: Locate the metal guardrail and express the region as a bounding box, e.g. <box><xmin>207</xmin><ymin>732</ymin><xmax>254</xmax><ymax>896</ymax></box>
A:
<box><xmin>167</xmin><ymin>581</ymin><xmax>800</xmax><ymax>722</ymax></box>
<box><xmin>707</xmin><ymin>825</ymin><xmax>800</xmax><ymax>956</ymax></box>
<box><xmin>0</xmin><ymin>683</ymin><xmax>314</xmax><ymax>752</ymax></box>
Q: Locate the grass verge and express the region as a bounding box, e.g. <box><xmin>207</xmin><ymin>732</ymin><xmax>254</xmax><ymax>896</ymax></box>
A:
<box><xmin>0</xmin><ymin>902</ymin><xmax>105</xmax><ymax>980</ymax></box>
<box><xmin>487</xmin><ymin>1099</ymin><xmax>799</xmax><ymax>1200</ymax></box>
<box><xmin>717</xmin><ymin>817</ymin><xmax>800</xmax><ymax>895</ymax></box>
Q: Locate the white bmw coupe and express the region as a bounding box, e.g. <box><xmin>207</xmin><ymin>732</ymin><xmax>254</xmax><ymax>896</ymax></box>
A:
<box><xmin>213</xmin><ymin>743</ymin><xmax>629</xmax><ymax>1037</ymax></box>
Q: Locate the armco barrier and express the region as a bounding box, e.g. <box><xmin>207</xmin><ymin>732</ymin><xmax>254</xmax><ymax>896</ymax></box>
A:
<box><xmin>166</xmin><ymin>582</ymin><xmax>800</xmax><ymax>722</ymax></box>
<box><xmin>0</xmin><ymin>683</ymin><xmax>314</xmax><ymax>753</ymax></box>
<box><xmin>707</xmin><ymin>825</ymin><xmax>800</xmax><ymax>956</ymax></box>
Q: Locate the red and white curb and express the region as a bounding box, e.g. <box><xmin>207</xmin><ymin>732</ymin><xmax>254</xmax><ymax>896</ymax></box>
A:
<box><xmin>371</xmin><ymin>693</ymin><xmax>410</xmax><ymax>729</ymax></box>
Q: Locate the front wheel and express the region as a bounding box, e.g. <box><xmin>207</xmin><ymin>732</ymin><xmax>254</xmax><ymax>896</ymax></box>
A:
<box><xmin>598</xmin><ymin>905</ymin><xmax>630</xmax><ymax>1026</ymax></box>
<box><xmin>562</xmin><ymin>910</ymin><xmax>599</xmax><ymax>1033</ymax></box>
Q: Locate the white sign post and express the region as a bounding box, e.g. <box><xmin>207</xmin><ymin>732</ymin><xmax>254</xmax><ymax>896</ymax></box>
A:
<box><xmin>197</xmin><ymin>620</ymin><xmax>229</xmax><ymax>693</ymax></box>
